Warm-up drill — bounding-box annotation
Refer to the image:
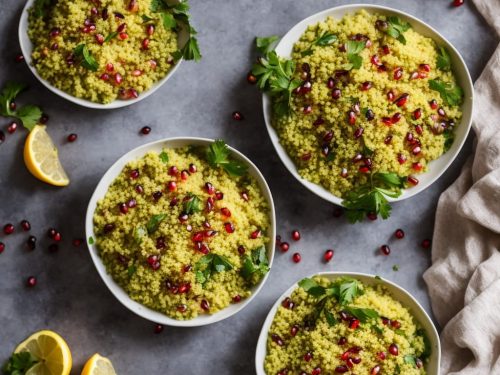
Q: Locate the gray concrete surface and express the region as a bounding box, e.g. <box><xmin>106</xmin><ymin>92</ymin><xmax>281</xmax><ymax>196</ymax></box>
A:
<box><xmin>0</xmin><ymin>0</ymin><xmax>497</xmax><ymax>373</ymax></box>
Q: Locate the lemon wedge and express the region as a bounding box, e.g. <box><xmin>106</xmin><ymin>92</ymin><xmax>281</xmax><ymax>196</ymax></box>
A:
<box><xmin>14</xmin><ymin>330</ymin><xmax>72</xmax><ymax>375</ymax></box>
<box><xmin>24</xmin><ymin>125</ymin><xmax>69</xmax><ymax>186</ymax></box>
<box><xmin>81</xmin><ymin>354</ymin><xmax>117</xmax><ymax>375</ymax></box>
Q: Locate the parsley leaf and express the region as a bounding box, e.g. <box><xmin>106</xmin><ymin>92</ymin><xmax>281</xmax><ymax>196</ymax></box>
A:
<box><xmin>104</xmin><ymin>32</ymin><xmax>118</xmax><ymax>43</ymax></box>
<box><xmin>73</xmin><ymin>44</ymin><xmax>98</xmax><ymax>71</ymax></box>
<box><xmin>344</xmin><ymin>40</ymin><xmax>365</xmax><ymax>70</ymax></box>
<box><xmin>161</xmin><ymin>13</ymin><xmax>177</xmax><ymax>29</ymax></box>
<box><xmin>301</xmin><ymin>32</ymin><xmax>337</xmax><ymax>56</ymax></box>
<box><xmin>146</xmin><ymin>213</ymin><xmax>167</xmax><ymax>234</ymax></box>
<box><xmin>127</xmin><ymin>264</ymin><xmax>137</xmax><ymax>276</ymax></box>
<box><xmin>429</xmin><ymin>79</ymin><xmax>463</xmax><ymax>106</ymax></box>
<box><xmin>206</xmin><ymin>140</ymin><xmax>248</xmax><ymax>177</ymax></box>
<box><xmin>436</xmin><ymin>46</ymin><xmax>452</xmax><ymax>71</ymax></box>
<box><xmin>241</xmin><ymin>246</ymin><xmax>269</xmax><ymax>283</ymax></box>
<box><xmin>385</xmin><ymin>16</ymin><xmax>411</xmax><ymax>45</ymax></box>
<box><xmin>343</xmin><ymin>306</ymin><xmax>379</xmax><ymax>323</ymax></box>
<box><xmin>443</xmin><ymin>131</ymin><xmax>454</xmax><ymax>152</ymax></box>
<box><xmin>195</xmin><ymin>253</ymin><xmax>233</xmax><ymax>285</ymax></box>
<box><xmin>324</xmin><ymin>310</ymin><xmax>338</xmax><ymax>326</ymax></box>
<box><xmin>256</xmin><ymin>35</ymin><xmax>279</xmax><ymax>54</ymax></box>
<box><xmin>299</xmin><ymin>277</ymin><xmax>363</xmax><ymax>305</ymax></box>
<box><xmin>2</xmin><ymin>352</ymin><xmax>38</xmax><ymax>375</ymax></box>
<box><xmin>404</xmin><ymin>355</ymin><xmax>417</xmax><ymax>366</ymax></box>
<box><xmin>0</xmin><ymin>82</ymin><xmax>43</xmax><ymax>131</ymax></box>
<box><xmin>183</xmin><ymin>194</ymin><xmax>202</xmax><ymax>215</ymax></box>
<box><xmin>133</xmin><ymin>225</ymin><xmax>147</xmax><ymax>245</ymax></box>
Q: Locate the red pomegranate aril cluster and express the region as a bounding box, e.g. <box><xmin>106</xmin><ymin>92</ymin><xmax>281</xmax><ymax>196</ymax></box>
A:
<box><xmin>224</xmin><ymin>222</ymin><xmax>235</xmax><ymax>234</ymax></box>
<box><xmin>361</xmin><ymin>81</ymin><xmax>372</xmax><ymax>91</ymax></box>
<box><xmin>397</xmin><ymin>153</ymin><xmax>407</xmax><ymax>164</ymax></box>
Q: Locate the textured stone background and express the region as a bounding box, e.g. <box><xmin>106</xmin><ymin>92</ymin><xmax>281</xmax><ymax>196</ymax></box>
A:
<box><xmin>0</xmin><ymin>0</ymin><xmax>497</xmax><ymax>374</ymax></box>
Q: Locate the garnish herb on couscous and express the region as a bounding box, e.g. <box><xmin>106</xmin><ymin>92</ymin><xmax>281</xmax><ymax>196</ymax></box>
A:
<box><xmin>264</xmin><ymin>276</ymin><xmax>430</xmax><ymax>374</ymax></box>
<box><xmin>93</xmin><ymin>140</ymin><xmax>271</xmax><ymax>320</ymax></box>
<box><xmin>252</xmin><ymin>11</ymin><xmax>464</xmax><ymax>221</ymax></box>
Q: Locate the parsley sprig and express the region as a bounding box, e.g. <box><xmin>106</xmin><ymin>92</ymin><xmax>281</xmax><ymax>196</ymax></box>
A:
<box><xmin>2</xmin><ymin>352</ymin><xmax>38</xmax><ymax>375</ymax></box>
<box><xmin>342</xmin><ymin>172</ymin><xmax>407</xmax><ymax>223</ymax></box>
<box><xmin>344</xmin><ymin>40</ymin><xmax>365</xmax><ymax>70</ymax></box>
<box><xmin>73</xmin><ymin>44</ymin><xmax>99</xmax><ymax>71</ymax></box>
<box><xmin>146</xmin><ymin>213</ymin><xmax>167</xmax><ymax>233</ymax></box>
<box><xmin>383</xmin><ymin>16</ymin><xmax>411</xmax><ymax>45</ymax></box>
<box><xmin>301</xmin><ymin>32</ymin><xmax>337</xmax><ymax>57</ymax></box>
<box><xmin>183</xmin><ymin>193</ymin><xmax>202</xmax><ymax>214</ymax></box>
<box><xmin>436</xmin><ymin>47</ymin><xmax>451</xmax><ymax>71</ymax></box>
<box><xmin>206</xmin><ymin>140</ymin><xmax>248</xmax><ymax>177</ymax></box>
<box><xmin>429</xmin><ymin>79</ymin><xmax>463</xmax><ymax>106</ymax></box>
<box><xmin>241</xmin><ymin>246</ymin><xmax>270</xmax><ymax>284</ymax></box>
<box><xmin>195</xmin><ymin>253</ymin><xmax>233</xmax><ymax>285</ymax></box>
<box><xmin>251</xmin><ymin>38</ymin><xmax>302</xmax><ymax>117</ymax></box>
<box><xmin>255</xmin><ymin>36</ymin><xmax>279</xmax><ymax>54</ymax></box>
<box><xmin>0</xmin><ymin>82</ymin><xmax>42</xmax><ymax>131</ymax></box>
<box><xmin>150</xmin><ymin>0</ymin><xmax>201</xmax><ymax>62</ymax></box>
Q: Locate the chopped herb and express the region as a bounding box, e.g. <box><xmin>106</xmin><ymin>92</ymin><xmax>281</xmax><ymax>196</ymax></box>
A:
<box><xmin>88</xmin><ymin>236</ymin><xmax>95</xmax><ymax>245</ymax></box>
<box><xmin>195</xmin><ymin>253</ymin><xmax>233</xmax><ymax>285</ymax></box>
<box><xmin>371</xmin><ymin>324</ymin><xmax>384</xmax><ymax>334</ymax></box>
<box><xmin>206</xmin><ymin>140</ymin><xmax>248</xmax><ymax>177</ymax></box>
<box><xmin>33</xmin><ymin>0</ymin><xmax>53</xmax><ymax>17</ymax></box>
<box><xmin>146</xmin><ymin>213</ymin><xmax>167</xmax><ymax>234</ymax></box>
<box><xmin>133</xmin><ymin>225</ymin><xmax>147</xmax><ymax>245</ymax></box>
<box><xmin>404</xmin><ymin>355</ymin><xmax>417</xmax><ymax>366</ymax></box>
<box><xmin>183</xmin><ymin>194</ymin><xmax>202</xmax><ymax>214</ymax></box>
<box><xmin>301</xmin><ymin>32</ymin><xmax>337</xmax><ymax>56</ymax></box>
<box><xmin>385</xmin><ymin>16</ymin><xmax>411</xmax><ymax>44</ymax></box>
<box><xmin>393</xmin><ymin>264</ymin><xmax>400</xmax><ymax>271</ymax></box>
<box><xmin>0</xmin><ymin>82</ymin><xmax>42</xmax><ymax>131</ymax></box>
<box><xmin>255</xmin><ymin>35</ymin><xmax>279</xmax><ymax>54</ymax></box>
<box><xmin>394</xmin><ymin>329</ymin><xmax>406</xmax><ymax>336</ymax></box>
<box><xmin>344</xmin><ymin>40</ymin><xmax>365</xmax><ymax>70</ymax></box>
<box><xmin>2</xmin><ymin>352</ymin><xmax>38</xmax><ymax>375</ymax></box>
<box><xmin>241</xmin><ymin>246</ymin><xmax>270</xmax><ymax>283</ymax></box>
<box><xmin>73</xmin><ymin>44</ymin><xmax>99</xmax><ymax>71</ymax></box>
<box><xmin>343</xmin><ymin>172</ymin><xmax>407</xmax><ymax>223</ymax></box>
<box><xmin>127</xmin><ymin>265</ymin><xmax>137</xmax><ymax>276</ymax></box>
<box><xmin>343</xmin><ymin>306</ymin><xmax>379</xmax><ymax>323</ymax></box>
<box><xmin>251</xmin><ymin>46</ymin><xmax>301</xmax><ymax>117</ymax></box>
<box><xmin>324</xmin><ymin>310</ymin><xmax>337</xmax><ymax>326</ymax></box>
<box><xmin>161</xmin><ymin>13</ymin><xmax>176</xmax><ymax>29</ymax></box>
<box><xmin>436</xmin><ymin>46</ymin><xmax>452</xmax><ymax>71</ymax></box>
<box><xmin>104</xmin><ymin>32</ymin><xmax>118</xmax><ymax>43</ymax></box>
<box><xmin>429</xmin><ymin>79</ymin><xmax>463</xmax><ymax>106</ymax></box>
<box><xmin>443</xmin><ymin>131</ymin><xmax>454</xmax><ymax>152</ymax></box>
<box><xmin>159</xmin><ymin>150</ymin><xmax>169</xmax><ymax>163</ymax></box>
<box><xmin>141</xmin><ymin>14</ymin><xmax>155</xmax><ymax>23</ymax></box>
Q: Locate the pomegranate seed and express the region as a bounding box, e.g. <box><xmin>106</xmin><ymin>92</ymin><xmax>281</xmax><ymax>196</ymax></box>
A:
<box><xmin>391</xmin><ymin>113</ymin><xmax>402</xmax><ymax>124</ymax></box>
<box><xmin>416</xmin><ymin>358</ymin><xmax>424</xmax><ymax>368</ymax></box>
<box><xmin>340</xmin><ymin>168</ymin><xmax>348</xmax><ymax>178</ymax></box>
<box><xmin>389</xmin><ymin>344</ymin><xmax>399</xmax><ymax>356</ymax></box>
<box><xmin>0</xmin><ymin>242</ymin><xmax>4</xmax><ymax>253</ymax></box>
<box><xmin>103</xmin><ymin>224</ymin><xmax>115</xmax><ymax>234</ymax></box>
<box><xmin>232</xmin><ymin>295</ymin><xmax>241</xmax><ymax>303</ymax></box>
<box><xmin>7</xmin><ymin>122</ymin><xmax>17</xmax><ymax>134</ymax></box>
<box><xmin>370</xmin><ymin>55</ymin><xmax>381</xmax><ymax>66</ymax></box>
<box><xmin>420</xmin><ymin>63</ymin><xmax>431</xmax><ymax>72</ymax></box>
<box><xmin>391</xmin><ymin>320</ymin><xmax>401</xmax><ymax>329</ymax></box>
<box><xmin>154</xmin><ymin>324</ymin><xmax>164</xmax><ymax>334</ymax></box>
<box><xmin>367</xmin><ymin>212</ymin><xmax>377</xmax><ymax>221</ymax></box>
<box><xmin>0</xmin><ymin>130</ymin><xmax>4</xmax><ymax>144</ymax></box>
<box><xmin>291</xmin><ymin>230</ymin><xmax>300</xmax><ymax>241</ymax></box>
<box><xmin>232</xmin><ymin>111</ymin><xmax>244</xmax><ymax>121</ymax></box>
<box><xmin>20</xmin><ymin>220</ymin><xmax>31</xmax><ymax>231</ymax></box>
<box><xmin>302</xmin><ymin>105</ymin><xmax>312</xmax><ymax>114</ymax></box>
<box><xmin>167</xmin><ymin>166</ymin><xmax>178</xmax><ymax>176</ymax></box>
<box><xmin>453</xmin><ymin>0</ymin><xmax>464</xmax><ymax>6</ymax></box>
<box><xmin>100</xmin><ymin>73</ymin><xmax>110</xmax><ymax>81</ymax></box>
<box><xmin>327</xmin><ymin>77</ymin><xmax>335</xmax><ymax>89</ymax></box>
<box><xmin>140</xmin><ymin>126</ymin><xmax>151</xmax><ymax>135</ymax></box>
<box><xmin>177</xmin><ymin>304</ymin><xmax>187</xmax><ymax>313</ymax></box>
<box><xmin>128</xmin><ymin>169</ymin><xmax>139</xmax><ymax>180</ymax></box>
<box><xmin>408</xmin><ymin>176</ymin><xmax>419</xmax><ymax>185</ymax></box>
<box><xmin>395</xmin><ymin>93</ymin><xmax>409</xmax><ymax>107</ymax></box>
<box><xmin>118</xmin><ymin>32</ymin><xmax>128</xmax><ymax>40</ymax></box>
<box><xmin>250</xmin><ymin>229</ymin><xmax>262</xmax><ymax>239</ymax></box>
<box><xmin>237</xmin><ymin>245</ymin><xmax>246</xmax><ymax>255</ymax></box>
<box><xmin>220</xmin><ymin>207</ymin><xmax>231</xmax><ymax>217</ymax></box>
<box><xmin>49</xmin><ymin>27</ymin><xmax>61</xmax><ymax>37</ymax></box>
<box><xmin>387</xmin><ymin>91</ymin><xmax>395</xmax><ymax>102</ymax></box>
<box><xmin>380</xmin><ymin>245</ymin><xmax>391</xmax><ymax>255</ymax></box>
<box><xmin>382</xmin><ymin>45</ymin><xmax>390</xmax><ymax>54</ymax></box>
<box><xmin>303</xmin><ymin>352</ymin><xmax>313</xmax><ymax>362</ymax></box>
<box><xmin>152</xmin><ymin>191</ymin><xmax>163</xmax><ymax>201</ymax></box>
<box><xmin>311</xmin><ymin>368</ymin><xmax>321</xmax><ymax>375</ymax></box>
<box><xmin>438</xmin><ymin>107</ymin><xmax>446</xmax><ymax>117</ymax></box>
<box><xmin>329</xmin><ymin>87</ymin><xmax>342</xmax><ymax>101</ymax></box>
<box><xmin>381</xmin><ymin>117</ymin><xmax>392</xmax><ymax>126</ymax></box>
<box><xmin>359</xmin><ymin>166</ymin><xmax>370</xmax><ymax>173</ymax></box>
<box><xmin>429</xmin><ymin>99</ymin><xmax>438</xmax><ymax>109</ymax></box>
<box><xmin>272</xmin><ymin>334</ymin><xmax>284</xmax><ymax>346</ymax></box>
<box><xmin>240</xmin><ymin>191</ymin><xmax>249</xmax><ymax>201</ymax></box>
<box><xmin>72</xmin><ymin>238</ymin><xmax>83</xmax><ymax>247</ymax></box>
<box><xmin>349</xmin><ymin>319</ymin><xmax>360</xmax><ymax>329</ymax></box>
<box><xmin>142</xmin><ymin>38</ymin><xmax>150</xmax><ymax>50</ymax></box>
<box><xmin>26</xmin><ymin>236</ymin><xmax>36</xmax><ymax>250</ymax></box>
<box><xmin>224</xmin><ymin>222</ymin><xmax>235</xmax><ymax>234</ymax></box>
<box><xmin>292</xmin><ymin>252</ymin><xmax>301</xmax><ymax>263</ymax></box>
<box><xmin>67</xmin><ymin>133</ymin><xmax>77</xmax><ymax>142</ymax></box>
<box><xmin>361</xmin><ymin>81</ymin><xmax>372</xmax><ymax>91</ymax></box>
<box><xmin>301</xmin><ymin>152</ymin><xmax>312</xmax><ymax>161</ymax></box>
<box><xmin>119</xmin><ymin>203</ymin><xmax>128</xmax><ymax>214</ymax></box>
<box><xmin>95</xmin><ymin>33</ymin><xmax>104</xmax><ymax>44</ymax></box>
<box><xmin>3</xmin><ymin>224</ymin><xmax>14</xmax><ymax>235</ymax></box>
<box><xmin>135</xmin><ymin>184</ymin><xmax>144</xmax><ymax>194</ymax></box>
<box><xmin>384</xmin><ymin>135</ymin><xmax>393</xmax><ymax>145</ymax></box>
<box><xmin>26</xmin><ymin>276</ymin><xmax>37</xmax><ymax>287</ymax></box>
<box><xmin>335</xmin><ymin>365</ymin><xmax>349</xmax><ymax>373</ymax></box>
<box><xmin>15</xmin><ymin>54</ymin><xmax>24</xmax><ymax>63</ymax></box>
<box><xmin>397</xmin><ymin>154</ymin><xmax>407</xmax><ymax>164</ymax></box>
<box><xmin>281</xmin><ymin>297</ymin><xmax>294</xmax><ymax>309</ymax></box>
<box><xmin>371</xmin><ymin>365</ymin><xmax>381</xmax><ymax>375</ymax></box>
<box><xmin>412</xmin><ymin>108</ymin><xmax>423</xmax><ymax>120</ymax></box>
<box><xmin>323</xmin><ymin>130</ymin><xmax>333</xmax><ymax>142</ymax></box>
<box><xmin>50</xmin><ymin>42</ymin><xmax>59</xmax><ymax>50</ymax></box>
<box><xmin>205</xmin><ymin>182</ymin><xmax>215</xmax><ymax>195</ymax></box>
<box><xmin>394</xmin><ymin>229</ymin><xmax>405</xmax><ymax>239</ymax></box>
<box><xmin>377</xmin><ymin>351</ymin><xmax>386</xmax><ymax>360</ymax></box>
<box><xmin>352</xmin><ymin>153</ymin><xmax>363</xmax><ymax>163</ymax></box>
<box><xmin>290</xmin><ymin>325</ymin><xmax>299</xmax><ymax>336</ymax></box>
<box><xmin>127</xmin><ymin>198</ymin><xmax>137</xmax><ymax>208</ymax></box>
<box><xmin>347</xmin><ymin>111</ymin><xmax>356</xmax><ymax>125</ymax></box>
<box><xmin>247</xmin><ymin>72</ymin><xmax>257</xmax><ymax>84</ymax></box>
<box><xmin>280</xmin><ymin>242</ymin><xmax>289</xmax><ymax>252</ymax></box>
<box><xmin>324</xmin><ymin>249</ymin><xmax>334</xmax><ymax>262</ymax></box>
<box><xmin>410</xmin><ymin>71</ymin><xmax>419</xmax><ymax>80</ymax></box>
<box><xmin>393</xmin><ymin>67</ymin><xmax>403</xmax><ymax>80</ymax></box>
<box><xmin>412</xmin><ymin>162</ymin><xmax>423</xmax><ymax>171</ymax></box>
<box><xmin>352</xmin><ymin>357</ymin><xmax>362</xmax><ymax>364</ymax></box>
<box><xmin>412</xmin><ymin>146</ymin><xmax>422</xmax><ymax>155</ymax></box>
<box><xmin>354</xmin><ymin>127</ymin><xmax>364</xmax><ymax>139</ymax></box>
<box><xmin>421</xmin><ymin>239</ymin><xmax>432</xmax><ymax>248</ymax></box>
<box><xmin>114</xmin><ymin>73</ymin><xmax>123</xmax><ymax>84</ymax></box>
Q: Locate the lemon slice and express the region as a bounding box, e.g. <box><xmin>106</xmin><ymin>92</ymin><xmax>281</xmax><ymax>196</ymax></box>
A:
<box><xmin>81</xmin><ymin>354</ymin><xmax>116</xmax><ymax>375</ymax></box>
<box><xmin>24</xmin><ymin>125</ymin><xmax>69</xmax><ymax>186</ymax></box>
<box><xmin>14</xmin><ymin>330</ymin><xmax>72</xmax><ymax>375</ymax></box>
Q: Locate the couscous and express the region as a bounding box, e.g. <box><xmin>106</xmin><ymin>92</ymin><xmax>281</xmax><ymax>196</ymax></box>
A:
<box><xmin>93</xmin><ymin>141</ymin><xmax>271</xmax><ymax>320</ymax></box>
<box><xmin>253</xmin><ymin>11</ymin><xmax>463</xmax><ymax>220</ymax></box>
<box><xmin>264</xmin><ymin>276</ymin><xmax>430</xmax><ymax>375</ymax></box>
<box><xmin>28</xmin><ymin>0</ymin><xmax>200</xmax><ymax>103</ymax></box>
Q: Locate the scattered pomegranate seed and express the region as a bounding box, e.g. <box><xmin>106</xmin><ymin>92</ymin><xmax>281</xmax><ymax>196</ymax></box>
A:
<box><xmin>371</xmin><ymin>365</ymin><xmax>381</xmax><ymax>375</ymax></box>
<box><xmin>438</xmin><ymin>107</ymin><xmax>446</xmax><ymax>117</ymax></box>
<box><xmin>335</xmin><ymin>365</ymin><xmax>349</xmax><ymax>373</ymax></box>
<box><xmin>389</xmin><ymin>344</ymin><xmax>399</xmax><ymax>356</ymax></box>
<box><xmin>394</xmin><ymin>229</ymin><xmax>405</xmax><ymax>239</ymax></box>
<box><xmin>232</xmin><ymin>111</ymin><xmax>244</xmax><ymax>121</ymax></box>
<box><xmin>135</xmin><ymin>185</ymin><xmax>144</xmax><ymax>194</ymax></box>
<box><xmin>232</xmin><ymin>295</ymin><xmax>241</xmax><ymax>303</ymax></box>
<box><xmin>354</xmin><ymin>127</ymin><xmax>364</xmax><ymax>139</ymax></box>
<box><xmin>380</xmin><ymin>245</ymin><xmax>391</xmax><ymax>255</ymax></box>
<box><xmin>25</xmin><ymin>236</ymin><xmax>36</xmax><ymax>250</ymax></box>
<box><xmin>311</xmin><ymin>368</ymin><xmax>321</xmax><ymax>375</ymax></box>
<box><xmin>370</xmin><ymin>54</ymin><xmax>381</xmax><ymax>66</ymax></box>
<box><xmin>382</xmin><ymin>45</ymin><xmax>390</xmax><ymax>54</ymax></box>
<box><xmin>393</xmin><ymin>67</ymin><xmax>403</xmax><ymax>80</ymax></box>
<box><xmin>20</xmin><ymin>220</ymin><xmax>31</xmax><ymax>231</ymax></box>
<box><xmin>421</xmin><ymin>239</ymin><xmax>432</xmax><ymax>249</ymax></box>
<box><xmin>361</xmin><ymin>81</ymin><xmax>372</xmax><ymax>91</ymax></box>
<box><xmin>280</xmin><ymin>242</ymin><xmax>290</xmax><ymax>252</ymax></box>
<box><xmin>292</xmin><ymin>252</ymin><xmax>301</xmax><ymax>263</ymax></box>
<box><xmin>412</xmin><ymin>145</ymin><xmax>422</xmax><ymax>155</ymax></box>
<box><xmin>381</xmin><ymin>117</ymin><xmax>392</xmax><ymax>126</ymax></box>
<box><xmin>412</xmin><ymin>162</ymin><xmax>423</xmax><ymax>171</ymax></box>
<box><xmin>177</xmin><ymin>304</ymin><xmax>187</xmax><ymax>313</ymax></box>
<box><xmin>391</xmin><ymin>320</ymin><xmax>401</xmax><ymax>329</ymax></box>
<box><xmin>291</xmin><ymin>230</ymin><xmax>301</xmax><ymax>241</ymax></box>
<box><xmin>453</xmin><ymin>0</ymin><xmax>464</xmax><ymax>6</ymax></box>
<box><xmin>114</xmin><ymin>73</ymin><xmax>123</xmax><ymax>84</ymax></box>
<box><xmin>347</xmin><ymin>110</ymin><xmax>356</xmax><ymax>125</ymax></box>
<box><xmin>15</xmin><ymin>54</ymin><xmax>24</xmax><ymax>63</ymax></box>
<box><xmin>331</xmin><ymin>87</ymin><xmax>342</xmax><ymax>100</ymax></box>
<box><xmin>349</xmin><ymin>319</ymin><xmax>360</xmax><ymax>329</ymax></box>
<box><xmin>3</xmin><ymin>224</ymin><xmax>14</xmax><ymax>235</ymax></box>
<box><xmin>26</xmin><ymin>276</ymin><xmax>37</xmax><ymax>287</ymax></box>
<box><xmin>303</xmin><ymin>352</ymin><xmax>313</xmax><ymax>362</ymax></box>
<box><xmin>429</xmin><ymin>99</ymin><xmax>438</xmax><ymax>109</ymax></box>
<box><xmin>367</xmin><ymin>212</ymin><xmax>378</xmax><ymax>221</ymax></box>
<box><xmin>416</xmin><ymin>358</ymin><xmax>424</xmax><ymax>368</ymax></box>
<box><xmin>377</xmin><ymin>351</ymin><xmax>386</xmax><ymax>360</ymax></box>
<box><xmin>384</xmin><ymin>135</ymin><xmax>393</xmax><ymax>144</ymax></box>
<box><xmin>72</xmin><ymin>238</ymin><xmax>83</xmax><ymax>247</ymax></box>
<box><xmin>302</xmin><ymin>105</ymin><xmax>312</xmax><ymax>114</ymax></box>
<box><xmin>324</xmin><ymin>249</ymin><xmax>334</xmax><ymax>262</ymax></box>
<box><xmin>247</xmin><ymin>72</ymin><xmax>257</xmax><ymax>84</ymax></box>
<box><xmin>281</xmin><ymin>297</ymin><xmax>295</xmax><ymax>309</ymax></box>
<box><xmin>0</xmin><ymin>241</ymin><xmax>4</xmax><ymax>253</ymax></box>
<box><xmin>420</xmin><ymin>64</ymin><xmax>431</xmax><ymax>72</ymax></box>
<box><xmin>271</xmin><ymin>334</ymin><xmax>284</xmax><ymax>346</ymax></box>
<box><xmin>387</xmin><ymin>90</ymin><xmax>395</xmax><ymax>102</ymax></box>
<box><xmin>67</xmin><ymin>133</ymin><xmax>77</xmax><ymax>142</ymax></box>
<box><xmin>241</xmin><ymin>191</ymin><xmax>249</xmax><ymax>201</ymax></box>
<box><xmin>103</xmin><ymin>224</ymin><xmax>115</xmax><ymax>234</ymax></box>
<box><xmin>224</xmin><ymin>222</ymin><xmax>235</xmax><ymax>234</ymax></box>
<box><xmin>290</xmin><ymin>325</ymin><xmax>299</xmax><ymax>337</ymax></box>
<box><xmin>119</xmin><ymin>203</ymin><xmax>129</xmax><ymax>214</ymax></box>
<box><xmin>397</xmin><ymin>154</ymin><xmax>407</xmax><ymax>164</ymax></box>
<box><xmin>100</xmin><ymin>73</ymin><xmax>110</xmax><ymax>81</ymax></box>
<box><xmin>237</xmin><ymin>245</ymin><xmax>246</xmax><ymax>255</ymax></box>
<box><xmin>153</xmin><ymin>324</ymin><xmax>164</xmax><ymax>334</ymax></box>
<box><xmin>250</xmin><ymin>229</ymin><xmax>262</xmax><ymax>239</ymax></box>
<box><xmin>118</xmin><ymin>32</ymin><xmax>128</xmax><ymax>40</ymax></box>
<box><xmin>391</xmin><ymin>113</ymin><xmax>402</xmax><ymax>124</ymax></box>
<box><xmin>140</xmin><ymin>126</ymin><xmax>151</xmax><ymax>135</ymax></box>
<box><xmin>413</xmin><ymin>108</ymin><xmax>422</xmax><ymax>120</ymax></box>
<box><xmin>407</xmin><ymin>176</ymin><xmax>419</xmax><ymax>186</ymax></box>
<box><xmin>7</xmin><ymin>122</ymin><xmax>17</xmax><ymax>134</ymax></box>
<box><xmin>395</xmin><ymin>93</ymin><xmax>409</xmax><ymax>107</ymax></box>
<box><xmin>95</xmin><ymin>33</ymin><xmax>104</xmax><ymax>44</ymax></box>
<box><xmin>0</xmin><ymin>130</ymin><xmax>5</xmax><ymax>144</ymax></box>
<box><xmin>410</xmin><ymin>71</ymin><xmax>420</xmax><ymax>80</ymax></box>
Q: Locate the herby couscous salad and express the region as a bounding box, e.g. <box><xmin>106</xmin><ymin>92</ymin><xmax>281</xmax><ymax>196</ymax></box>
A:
<box><xmin>92</xmin><ymin>140</ymin><xmax>271</xmax><ymax>320</ymax></box>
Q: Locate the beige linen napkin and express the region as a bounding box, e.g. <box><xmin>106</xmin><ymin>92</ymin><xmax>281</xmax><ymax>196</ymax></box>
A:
<box><xmin>422</xmin><ymin>0</ymin><xmax>500</xmax><ymax>374</ymax></box>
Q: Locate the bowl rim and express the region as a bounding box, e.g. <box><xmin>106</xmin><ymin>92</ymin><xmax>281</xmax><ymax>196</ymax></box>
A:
<box><xmin>84</xmin><ymin>136</ymin><xmax>276</xmax><ymax>327</ymax></box>
<box><xmin>254</xmin><ymin>271</ymin><xmax>441</xmax><ymax>374</ymax></box>
<box><xmin>262</xmin><ymin>3</ymin><xmax>474</xmax><ymax>206</ymax></box>
<box><xmin>18</xmin><ymin>0</ymin><xmax>184</xmax><ymax>109</ymax></box>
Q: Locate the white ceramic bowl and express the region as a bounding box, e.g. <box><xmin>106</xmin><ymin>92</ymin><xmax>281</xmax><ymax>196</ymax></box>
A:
<box><xmin>255</xmin><ymin>272</ymin><xmax>441</xmax><ymax>374</ymax></box>
<box><xmin>18</xmin><ymin>0</ymin><xmax>187</xmax><ymax>109</ymax></box>
<box><xmin>85</xmin><ymin>137</ymin><xmax>276</xmax><ymax>326</ymax></box>
<box><xmin>263</xmin><ymin>4</ymin><xmax>474</xmax><ymax>206</ymax></box>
